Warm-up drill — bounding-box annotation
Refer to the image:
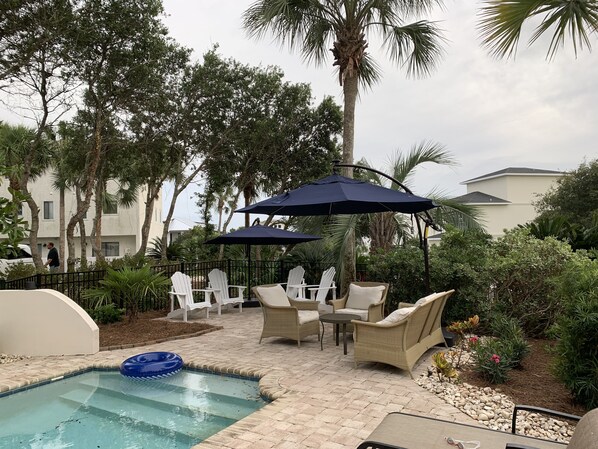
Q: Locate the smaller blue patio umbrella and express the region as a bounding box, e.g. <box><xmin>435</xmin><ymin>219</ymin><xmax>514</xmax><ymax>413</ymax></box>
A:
<box><xmin>205</xmin><ymin>225</ymin><xmax>321</xmax><ymax>300</ymax></box>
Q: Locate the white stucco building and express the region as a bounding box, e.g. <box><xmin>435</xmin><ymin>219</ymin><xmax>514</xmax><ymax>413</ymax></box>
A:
<box><xmin>452</xmin><ymin>167</ymin><xmax>564</xmax><ymax>238</ymax></box>
<box><xmin>0</xmin><ymin>173</ymin><xmax>163</xmax><ymax>260</ymax></box>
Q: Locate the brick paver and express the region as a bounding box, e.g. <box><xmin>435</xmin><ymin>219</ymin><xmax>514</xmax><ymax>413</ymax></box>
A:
<box><xmin>0</xmin><ymin>307</ymin><xmax>477</xmax><ymax>448</ymax></box>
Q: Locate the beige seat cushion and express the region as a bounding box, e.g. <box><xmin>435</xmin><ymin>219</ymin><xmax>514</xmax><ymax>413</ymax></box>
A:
<box><xmin>335</xmin><ymin>307</ymin><xmax>368</xmax><ymax>321</ymax></box>
<box><xmin>377</xmin><ymin>306</ymin><xmax>416</xmax><ymax>325</ymax></box>
<box><xmin>256</xmin><ymin>285</ymin><xmax>290</xmax><ymax>307</ymax></box>
<box><xmin>345</xmin><ymin>284</ymin><xmax>385</xmax><ymax>310</ymax></box>
<box><xmin>297</xmin><ymin>310</ymin><xmax>320</xmax><ymax>325</ymax></box>
<box><xmin>414</xmin><ymin>292</ymin><xmax>440</xmax><ymax>306</ymax></box>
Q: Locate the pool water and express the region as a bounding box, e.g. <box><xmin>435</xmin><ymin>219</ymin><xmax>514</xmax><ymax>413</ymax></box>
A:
<box><xmin>0</xmin><ymin>370</ymin><xmax>266</xmax><ymax>449</ymax></box>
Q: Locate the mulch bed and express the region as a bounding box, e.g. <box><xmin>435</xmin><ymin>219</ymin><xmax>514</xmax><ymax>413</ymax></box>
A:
<box><xmin>99</xmin><ymin>310</ymin><xmax>221</xmax><ymax>350</ymax></box>
<box><xmin>460</xmin><ymin>339</ymin><xmax>588</xmax><ymax>416</ymax></box>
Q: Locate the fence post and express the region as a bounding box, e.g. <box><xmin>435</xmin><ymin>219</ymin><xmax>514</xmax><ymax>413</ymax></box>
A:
<box><xmin>227</xmin><ymin>258</ymin><xmax>231</xmax><ymax>275</ymax></box>
<box><xmin>36</xmin><ymin>273</ymin><xmax>42</xmax><ymax>288</ymax></box>
<box><xmin>279</xmin><ymin>259</ymin><xmax>284</xmax><ymax>284</ymax></box>
<box><xmin>180</xmin><ymin>261</ymin><xmax>185</xmax><ymax>274</ymax></box>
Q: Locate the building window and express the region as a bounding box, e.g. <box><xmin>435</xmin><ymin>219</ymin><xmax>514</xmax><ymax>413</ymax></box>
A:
<box><xmin>43</xmin><ymin>201</ymin><xmax>54</xmax><ymax>219</ymax></box>
<box><xmin>93</xmin><ymin>242</ymin><xmax>119</xmax><ymax>257</ymax></box>
<box><xmin>102</xmin><ymin>201</ymin><xmax>117</xmax><ymax>215</ymax></box>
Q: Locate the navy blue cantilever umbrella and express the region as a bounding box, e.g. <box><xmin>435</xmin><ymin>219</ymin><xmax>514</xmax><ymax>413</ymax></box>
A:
<box><xmin>236</xmin><ymin>174</ymin><xmax>437</xmax><ymax>216</ymax></box>
<box><xmin>205</xmin><ymin>225</ymin><xmax>321</xmax><ymax>300</ymax></box>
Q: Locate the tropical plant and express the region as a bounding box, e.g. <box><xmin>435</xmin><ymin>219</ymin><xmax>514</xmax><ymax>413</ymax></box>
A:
<box><xmin>243</xmin><ymin>0</ymin><xmax>445</xmax><ymax>286</ymax></box>
<box><xmin>551</xmin><ymin>257</ymin><xmax>598</xmax><ymax>409</ymax></box>
<box><xmin>82</xmin><ymin>265</ymin><xmax>170</xmax><ymax>321</ymax></box>
<box><xmin>87</xmin><ymin>303</ymin><xmax>124</xmax><ymax>325</ymax></box>
<box><xmin>478</xmin><ymin>0</ymin><xmax>598</xmax><ymax>59</ymax></box>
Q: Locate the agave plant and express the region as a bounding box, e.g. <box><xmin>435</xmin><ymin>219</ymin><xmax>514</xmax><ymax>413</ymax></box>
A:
<box><xmin>83</xmin><ymin>265</ymin><xmax>170</xmax><ymax>321</ymax></box>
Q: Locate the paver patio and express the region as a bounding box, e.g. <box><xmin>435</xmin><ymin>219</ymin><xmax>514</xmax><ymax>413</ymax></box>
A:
<box><xmin>0</xmin><ymin>307</ymin><xmax>477</xmax><ymax>448</ymax></box>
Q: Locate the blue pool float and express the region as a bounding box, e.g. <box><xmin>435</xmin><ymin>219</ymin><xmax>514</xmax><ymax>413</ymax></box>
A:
<box><xmin>120</xmin><ymin>352</ymin><xmax>183</xmax><ymax>380</ymax></box>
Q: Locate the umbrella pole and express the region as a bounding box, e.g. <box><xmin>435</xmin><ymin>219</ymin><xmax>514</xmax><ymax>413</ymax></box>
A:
<box><xmin>246</xmin><ymin>243</ymin><xmax>251</xmax><ymax>301</ymax></box>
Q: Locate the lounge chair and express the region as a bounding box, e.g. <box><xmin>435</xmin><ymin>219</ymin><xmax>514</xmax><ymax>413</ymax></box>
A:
<box><xmin>253</xmin><ymin>284</ymin><xmax>320</xmax><ymax>347</ymax></box>
<box><xmin>297</xmin><ymin>266</ymin><xmax>336</xmax><ymax>305</ymax></box>
<box><xmin>207</xmin><ymin>268</ymin><xmax>244</xmax><ymax>315</ymax></box>
<box><xmin>356</xmin><ymin>405</ymin><xmax>596</xmax><ymax>449</ymax></box>
<box><xmin>330</xmin><ymin>282</ymin><xmax>389</xmax><ymax>323</ymax></box>
<box><xmin>352</xmin><ymin>290</ymin><xmax>455</xmax><ymax>378</ymax></box>
<box><xmin>280</xmin><ymin>265</ymin><xmax>306</xmax><ymax>299</ymax></box>
<box><xmin>167</xmin><ymin>271</ymin><xmax>212</xmax><ymax>322</ymax></box>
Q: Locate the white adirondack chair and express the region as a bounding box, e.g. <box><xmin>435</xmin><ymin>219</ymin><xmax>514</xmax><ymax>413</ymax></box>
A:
<box><xmin>207</xmin><ymin>268</ymin><xmax>245</xmax><ymax>315</ymax></box>
<box><xmin>167</xmin><ymin>271</ymin><xmax>212</xmax><ymax>322</ymax></box>
<box><xmin>281</xmin><ymin>265</ymin><xmax>306</xmax><ymax>299</ymax></box>
<box><xmin>298</xmin><ymin>266</ymin><xmax>337</xmax><ymax>305</ymax></box>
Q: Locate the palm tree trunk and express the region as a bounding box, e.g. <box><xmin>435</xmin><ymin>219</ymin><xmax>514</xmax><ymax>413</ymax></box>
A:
<box><xmin>341</xmin><ymin>72</ymin><xmax>359</xmax><ymax>293</ymax></box>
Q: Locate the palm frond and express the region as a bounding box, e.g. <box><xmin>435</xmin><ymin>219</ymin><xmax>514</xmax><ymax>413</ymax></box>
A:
<box><xmin>326</xmin><ymin>214</ymin><xmax>362</xmax><ymax>284</ymax></box>
<box><xmin>478</xmin><ymin>0</ymin><xmax>598</xmax><ymax>59</ymax></box>
<box><xmin>383</xmin><ymin>20</ymin><xmax>445</xmax><ymax>78</ymax></box>
<box><xmin>389</xmin><ymin>141</ymin><xmax>456</xmax><ymax>188</ymax></box>
<box><xmin>427</xmin><ymin>197</ymin><xmax>486</xmax><ymax>230</ymax></box>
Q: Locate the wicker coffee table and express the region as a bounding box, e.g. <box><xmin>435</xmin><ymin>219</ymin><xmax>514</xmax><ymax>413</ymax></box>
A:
<box><xmin>319</xmin><ymin>313</ymin><xmax>361</xmax><ymax>355</ymax></box>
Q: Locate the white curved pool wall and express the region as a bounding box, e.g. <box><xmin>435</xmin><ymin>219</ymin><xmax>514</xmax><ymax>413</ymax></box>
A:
<box><xmin>0</xmin><ymin>289</ymin><xmax>99</xmax><ymax>356</ymax></box>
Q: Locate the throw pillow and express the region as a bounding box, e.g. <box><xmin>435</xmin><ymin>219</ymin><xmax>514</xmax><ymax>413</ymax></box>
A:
<box><xmin>345</xmin><ymin>283</ymin><xmax>385</xmax><ymax>310</ymax></box>
<box><xmin>256</xmin><ymin>284</ymin><xmax>290</xmax><ymax>307</ymax></box>
<box><xmin>414</xmin><ymin>292</ymin><xmax>440</xmax><ymax>306</ymax></box>
<box><xmin>377</xmin><ymin>306</ymin><xmax>416</xmax><ymax>325</ymax></box>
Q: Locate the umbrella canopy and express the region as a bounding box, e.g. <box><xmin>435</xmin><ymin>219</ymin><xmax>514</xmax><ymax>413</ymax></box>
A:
<box><xmin>205</xmin><ymin>225</ymin><xmax>321</xmax><ymax>301</ymax></box>
<box><xmin>236</xmin><ymin>174</ymin><xmax>437</xmax><ymax>216</ymax></box>
<box><xmin>205</xmin><ymin>225</ymin><xmax>321</xmax><ymax>245</ymax></box>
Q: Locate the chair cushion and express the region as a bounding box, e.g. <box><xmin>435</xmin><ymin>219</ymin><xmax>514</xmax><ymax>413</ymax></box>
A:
<box><xmin>377</xmin><ymin>306</ymin><xmax>416</xmax><ymax>325</ymax></box>
<box><xmin>414</xmin><ymin>292</ymin><xmax>440</xmax><ymax>306</ymax></box>
<box><xmin>256</xmin><ymin>285</ymin><xmax>290</xmax><ymax>307</ymax></box>
<box><xmin>297</xmin><ymin>310</ymin><xmax>320</xmax><ymax>325</ymax></box>
<box><xmin>345</xmin><ymin>284</ymin><xmax>385</xmax><ymax>310</ymax></box>
<box><xmin>335</xmin><ymin>308</ymin><xmax>368</xmax><ymax>321</ymax></box>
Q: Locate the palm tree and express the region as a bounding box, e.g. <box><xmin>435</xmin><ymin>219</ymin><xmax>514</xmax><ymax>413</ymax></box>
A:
<box><xmin>243</xmin><ymin>1</ymin><xmax>445</xmax><ymax>290</ymax></box>
<box><xmin>243</xmin><ymin>0</ymin><xmax>445</xmax><ymax>174</ymax></box>
<box><xmin>478</xmin><ymin>0</ymin><xmax>598</xmax><ymax>59</ymax></box>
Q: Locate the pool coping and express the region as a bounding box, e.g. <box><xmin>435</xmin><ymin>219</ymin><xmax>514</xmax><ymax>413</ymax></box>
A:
<box><xmin>0</xmin><ymin>361</ymin><xmax>286</xmax><ymax>403</ymax></box>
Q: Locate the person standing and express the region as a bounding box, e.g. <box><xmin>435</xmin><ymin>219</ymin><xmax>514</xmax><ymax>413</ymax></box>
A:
<box><xmin>45</xmin><ymin>242</ymin><xmax>60</xmax><ymax>272</ymax></box>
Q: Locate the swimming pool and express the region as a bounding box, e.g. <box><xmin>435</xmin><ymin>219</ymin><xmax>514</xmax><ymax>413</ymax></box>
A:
<box><xmin>0</xmin><ymin>369</ymin><xmax>267</xmax><ymax>449</ymax></box>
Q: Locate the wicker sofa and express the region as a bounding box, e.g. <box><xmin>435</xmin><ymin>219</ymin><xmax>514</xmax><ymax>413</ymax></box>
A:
<box><xmin>353</xmin><ymin>290</ymin><xmax>454</xmax><ymax>377</ymax></box>
<box><xmin>253</xmin><ymin>284</ymin><xmax>320</xmax><ymax>347</ymax></box>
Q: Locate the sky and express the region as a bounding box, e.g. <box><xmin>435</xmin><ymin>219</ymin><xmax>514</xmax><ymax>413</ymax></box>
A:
<box><xmin>2</xmin><ymin>1</ymin><xmax>597</xmax><ymax>228</ymax></box>
<box><xmin>159</xmin><ymin>0</ymin><xmax>597</xmax><ymax>226</ymax></box>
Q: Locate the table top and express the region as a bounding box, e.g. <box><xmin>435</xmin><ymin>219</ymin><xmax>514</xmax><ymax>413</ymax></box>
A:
<box><xmin>360</xmin><ymin>412</ymin><xmax>566</xmax><ymax>449</ymax></box>
<box><xmin>319</xmin><ymin>313</ymin><xmax>361</xmax><ymax>324</ymax></box>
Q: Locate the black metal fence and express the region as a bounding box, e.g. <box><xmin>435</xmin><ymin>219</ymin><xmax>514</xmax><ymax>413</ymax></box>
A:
<box><xmin>1</xmin><ymin>260</ymin><xmax>368</xmax><ymax>311</ymax></box>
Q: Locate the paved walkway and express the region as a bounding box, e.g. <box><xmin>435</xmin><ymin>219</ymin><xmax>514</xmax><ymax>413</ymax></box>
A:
<box><xmin>0</xmin><ymin>307</ymin><xmax>477</xmax><ymax>448</ymax></box>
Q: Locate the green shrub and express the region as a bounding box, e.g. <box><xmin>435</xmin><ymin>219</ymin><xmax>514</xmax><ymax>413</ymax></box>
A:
<box><xmin>551</xmin><ymin>257</ymin><xmax>598</xmax><ymax>409</ymax></box>
<box><xmin>3</xmin><ymin>262</ymin><xmax>37</xmax><ymax>281</ymax></box>
<box><xmin>429</xmin><ymin>228</ymin><xmax>492</xmax><ymax>324</ymax></box>
<box><xmin>87</xmin><ymin>304</ymin><xmax>124</xmax><ymax>324</ymax></box>
<box><xmin>82</xmin><ymin>265</ymin><xmax>170</xmax><ymax>320</ymax></box>
<box><xmin>368</xmin><ymin>245</ymin><xmax>426</xmax><ymax>312</ymax></box>
<box><xmin>489</xmin><ymin>314</ymin><xmax>529</xmax><ymax>368</ymax></box>
<box><xmin>486</xmin><ymin>228</ymin><xmax>578</xmax><ymax>337</ymax></box>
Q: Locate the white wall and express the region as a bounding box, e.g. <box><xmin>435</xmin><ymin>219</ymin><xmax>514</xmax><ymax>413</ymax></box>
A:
<box><xmin>0</xmin><ymin>289</ymin><xmax>99</xmax><ymax>356</ymax></box>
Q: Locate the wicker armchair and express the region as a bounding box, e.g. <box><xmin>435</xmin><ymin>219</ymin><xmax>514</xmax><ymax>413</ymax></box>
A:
<box><xmin>330</xmin><ymin>282</ymin><xmax>389</xmax><ymax>323</ymax></box>
<box><xmin>353</xmin><ymin>290</ymin><xmax>455</xmax><ymax>378</ymax></box>
<box><xmin>253</xmin><ymin>284</ymin><xmax>320</xmax><ymax>347</ymax></box>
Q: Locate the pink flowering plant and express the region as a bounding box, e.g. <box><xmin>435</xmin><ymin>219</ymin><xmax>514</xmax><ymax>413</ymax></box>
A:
<box><xmin>471</xmin><ymin>338</ymin><xmax>511</xmax><ymax>384</ymax></box>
